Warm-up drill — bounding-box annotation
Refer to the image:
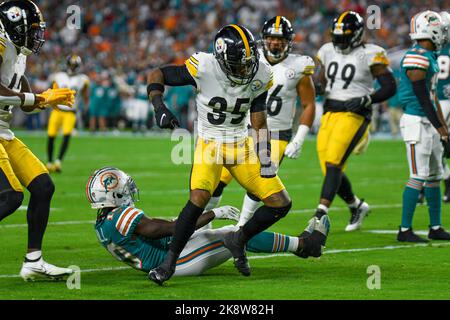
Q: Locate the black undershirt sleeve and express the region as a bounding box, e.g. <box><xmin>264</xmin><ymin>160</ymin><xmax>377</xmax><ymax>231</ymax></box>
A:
<box><xmin>411</xmin><ymin>79</ymin><xmax>442</xmax><ymax>130</ymax></box>
<box><xmin>250</xmin><ymin>91</ymin><xmax>268</xmax><ymax>113</ymax></box>
<box><xmin>160</xmin><ymin>65</ymin><xmax>197</xmax><ymax>88</ymax></box>
<box><xmin>370</xmin><ymin>71</ymin><xmax>397</xmax><ymax>103</ymax></box>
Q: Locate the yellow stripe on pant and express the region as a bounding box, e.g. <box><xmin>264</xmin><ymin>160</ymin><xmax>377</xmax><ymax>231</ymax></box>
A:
<box><xmin>219</xmin><ymin>137</ymin><xmax>288</xmax><ymax>186</ymax></box>
<box><xmin>0</xmin><ymin>138</ymin><xmax>48</xmax><ymax>191</ymax></box>
<box><xmin>190</xmin><ymin>138</ymin><xmax>285</xmax><ymax>200</ymax></box>
<box><xmin>316</xmin><ymin>111</ymin><xmax>369</xmax><ymax>174</ymax></box>
<box><xmin>47</xmin><ymin>109</ymin><xmax>77</xmax><ymax>137</ymax></box>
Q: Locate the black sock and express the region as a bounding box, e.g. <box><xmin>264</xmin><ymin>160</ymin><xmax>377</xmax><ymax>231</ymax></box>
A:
<box><xmin>47</xmin><ymin>137</ymin><xmax>55</xmax><ymax>163</ymax></box>
<box><xmin>337</xmin><ymin>173</ymin><xmax>355</xmax><ymax>203</ymax></box>
<box><xmin>246</xmin><ymin>192</ymin><xmax>260</xmax><ymax>202</ymax></box>
<box><xmin>58</xmin><ymin>135</ymin><xmax>71</xmax><ymax>161</ymax></box>
<box><xmin>168</xmin><ymin>200</ymin><xmax>204</xmax><ymax>257</ymax></box>
<box><xmin>320</xmin><ymin>164</ymin><xmax>343</xmax><ymax>203</ymax></box>
<box><xmin>212</xmin><ymin>181</ymin><xmax>228</xmax><ymax>197</ymax></box>
<box><xmin>242</xmin><ymin>202</ymin><xmax>292</xmax><ymax>242</ymax></box>
<box><xmin>26</xmin><ymin>174</ymin><xmax>55</xmax><ymax>249</ymax></box>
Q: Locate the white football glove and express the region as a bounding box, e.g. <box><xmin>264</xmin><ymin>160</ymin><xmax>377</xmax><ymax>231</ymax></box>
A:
<box><xmin>284</xmin><ymin>124</ymin><xmax>310</xmax><ymax>159</ymax></box>
<box><xmin>211</xmin><ymin>205</ymin><xmax>240</xmax><ymax>221</ymax></box>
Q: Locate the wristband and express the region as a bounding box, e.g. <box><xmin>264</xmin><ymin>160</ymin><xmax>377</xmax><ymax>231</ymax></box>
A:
<box><xmin>147</xmin><ymin>83</ymin><xmax>165</xmax><ymax>96</ymax></box>
<box><xmin>292</xmin><ymin>124</ymin><xmax>310</xmax><ymax>144</ymax></box>
<box><xmin>22</xmin><ymin>93</ymin><xmax>35</xmax><ymax>107</ymax></box>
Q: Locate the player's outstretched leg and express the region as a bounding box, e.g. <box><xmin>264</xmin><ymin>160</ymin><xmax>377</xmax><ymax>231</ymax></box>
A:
<box><xmin>338</xmin><ymin>174</ymin><xmax>370</xmax><ymax>231</ymax></box>
<box><xmin>20</xmin><ymin>174</ymin><xmax>74</xmax><ymax>281</ymax></box>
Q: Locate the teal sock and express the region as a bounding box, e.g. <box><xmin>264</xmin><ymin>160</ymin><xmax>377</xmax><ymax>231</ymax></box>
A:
<box><xmin>247</xmin><ymin>231</ymin><xmax>290</xmax><ymax>253</ymax></box>
<box><xmin>402</xmin><ymin>178</ymin><xmax>424</xmax><ymax>228</ymax></box>
<box><xmin>424</xmin><ymin>180</ymin><xmax>441</xmax><ymax>227</ymax></box>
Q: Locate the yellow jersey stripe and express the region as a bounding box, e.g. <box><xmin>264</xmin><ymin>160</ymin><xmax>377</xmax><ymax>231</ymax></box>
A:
<box><xmin>230</xmin><ymin>24</ymin><xmax>250</xmax><ymax>58</ymax></box>
<box><xmin>336</xmin><ymin>11</ymin><xmax>350</xmax><ymax>30</ymax></box>
<box><xmin>190</xmin><ymin>56</ymin><xmax>199</xmax><ymax>64</ymax></box>
<box><xmin>188</xmin><ymin>57</ymin><xmax>198</xmax><ymax>67</ymax></box>
<box><xmin>185</xmin><ymin>59</ymin><xmax>198</xmax><ymax>78</ymax></box>
<box><xmin>275</xmin><ymin>16</ymin><xmax>281</xmax><ymax>32</ymax></box>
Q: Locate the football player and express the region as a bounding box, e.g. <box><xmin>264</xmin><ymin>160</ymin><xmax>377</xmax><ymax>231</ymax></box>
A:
<box><xmin>314</xmin><ymin>11</ymin><xmax>396</xmax><ymax>231</ymax></box>
<box><xmin>46</xmin><ymin>54</ymin><xmax>90</xmax><ymax>173</ymax></box>
<box><xmin>86</xmin><ymin>167</ymin><xmax>328</xmax><ymax>277</ymax></box>
<box><xmin>146</xmin><ymin>24</ymin><xmax>329</xmax><ymax>285</ymax></box>
<box><xmin>397</xmin><ymin>10</ymin><xmax>450</xmax><ymax>242</ymax></box>
<box><xmin>0</xmin><ymin>0</ymin><xmax>75</xmax><ymax>280</ymax></box>
<box><xmin>206</xmin><ymin>16</ymin><xmax>317</xmax><ymax>228</ymax></box>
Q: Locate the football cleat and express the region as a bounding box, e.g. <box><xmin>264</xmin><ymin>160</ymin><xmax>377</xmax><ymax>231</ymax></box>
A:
<box><xmin>294</xmin><ymin>217</ymin><xmax>317</xmax><ymax>258</ymax></box>
<box><xmin>345</xmin><ymin>199</ymin><xmax>370</xmax><ymax>232</ymax></box>
<box><xmin>428</xmin><ymin>227</ymin><xmax>450</xmax><ymax>240</ymax></box>
<box><xmin>54</xmin><ymin>159</ymin><xmax>62</xmax><ymax>173</ymax></box>
<box><xmin>148</xmin><ymin>266</ymin><xmax>175</xmax><ymax>286</ymax></box>
<box><xmin>397</xmin><ymin>227</ymin><xmax>429</xmax><ymax>243</ymax></box>
<box><xmin>222</xmin><ymin>231</ymin><xmax>250</xmax><ymax>276</ymax></box>
<box><xmin>46</xmin><ymin>162</ymin><xmax>55</xmax><ymax>173</ymax></box>
<box><xmin>295</xmin><ymin>215</ymin><xmax>331</xmax><ymax>258</ymax></box>
<box><xmin>20</xmin><ymin>258</ymin><xmax>74</xmax><ymax>281</ymax></box>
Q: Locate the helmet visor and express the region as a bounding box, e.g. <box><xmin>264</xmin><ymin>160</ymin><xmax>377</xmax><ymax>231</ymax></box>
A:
<box><xmin>26</xmin><ymin>22</ymin><xmax>45</xmax><ymax>54</ymax></box>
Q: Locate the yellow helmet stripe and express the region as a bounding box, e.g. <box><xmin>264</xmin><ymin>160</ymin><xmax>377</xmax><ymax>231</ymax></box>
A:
<box><xmin>275</xmin><ymin>16</ymin><xmax>281</xmax><ymax>32</ymax></box>
<box><xmin>230</xmin><ymin>24</ymin><xmax>250</xmax><ymax>58</ymax></box>
<box><xmin>336</xmin><ymin>11</ymin><xmax>350</xmax><ymax>30</ymax></box>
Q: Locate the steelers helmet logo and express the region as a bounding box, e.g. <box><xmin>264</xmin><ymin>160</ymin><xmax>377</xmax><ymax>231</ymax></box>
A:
<box><xmin>215</xmin><ymin>37</ymin><xmax>226</xmax><ymax>53</ymax></box>
<box><xmin>6</xmin><ymin>7</ymin><xmax>22</xmax><ymax>22</ymax></box>
<box><xmin>285</xmin><ymin>69</ymin><xmax>295</xmax><ymax>79</ymax></box>
<box><xmin>251</xmin><ymin>79</ymin><xmax>263</xmax><ymax>91</ymax></box>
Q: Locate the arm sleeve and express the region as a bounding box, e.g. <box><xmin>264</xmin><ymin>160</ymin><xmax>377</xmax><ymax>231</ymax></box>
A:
<box><xmin>370</xmin><ymin>72</ymin><xmax>397</xmax><ymax>103</ymax></box>
<box><xmin>160</xmin><ymin>65</ymin><xmax>197</xmax><ymax>87</ymax></box>
<box><xmin>115</xmin><ymin>208</ymin><xmax>145</xmax><ymax>239</ymax></box>
<box><xmin>412</xmin><ymin>79</ymin><xmax>442</xmax><ymax>130</ymax></box>
<box><xmin>250</xmin><ymin>90</ymin><xmax>268</xmax><ymax>113</ymax></box>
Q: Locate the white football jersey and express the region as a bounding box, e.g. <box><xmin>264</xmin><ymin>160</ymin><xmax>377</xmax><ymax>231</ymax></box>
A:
<box><xmin>317</xmin><ymin>42</ymin><xmax>390</xmax><ymax>101</ymax></box>
<box><xmin>49</xmin><ymin>71</ymin><xmax>89</xmax><ymax>111</ymax></box>
<box><xmin>0</xmin><ymin>32</ymin><xmax>27</xmax><ymax>140</ymax></box>
<box><xmin>260</xmin><ymin>49</ymin><xmax>315</xmax><ymax>131</ymax></box>
<box><xmin>185</xmin><ymin>52</ymin><xmax>273</xmax><ymax>142</ymax></box>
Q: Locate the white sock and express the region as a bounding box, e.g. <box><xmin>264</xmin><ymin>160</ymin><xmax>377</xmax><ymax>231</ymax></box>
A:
<box><xmin>431</xmin><ymin>225</ymin><xmax>441</xmax><ymax>230</ymax></box>
<box><xmin>204</xmin><ymin>196</ymin><xmax>222</xmax><ymax>211</ymax></box>
<box><xmin>237</xmin><ymin>194</ymin><xmax>260</xmax><ymax>227</ymax></box>
<box><xmin>26</xmin><ymin>250</ymin><xmax>42</xmax><ymax>261</ymax></box>
<box><xmin>348</xmin><ymin>196</ymin><xmax>361</xmax><ymax>209</ymax></box>
<box><xmin>317</xmin><ymin>204</ymin><xmax>329</xmax><ymax>213</ymax></box>
<box><xmin>287</xmin><ymin>236</ymin><xmax>299</xmax><ymax>252</ymax></box>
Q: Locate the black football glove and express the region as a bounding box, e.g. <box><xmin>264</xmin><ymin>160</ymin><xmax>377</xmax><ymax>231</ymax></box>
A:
<box><xmin>155</xmin><ymin>104</ymin><xmax>180</xmax><ymax>129</ymax></box>
<box><xmin>441</xmin><ymin>136</ymin><xmax>450</xmax><ymax>158</ymax></box>
<box><xmin>344</xmin><ymin>95</ymin><xmax>372</xmax><ymax>113</ymax></box>
<box><xmin>257</xmin><ymin>141</ymin><xmax>277</xmax><ymax>178</ymax></box>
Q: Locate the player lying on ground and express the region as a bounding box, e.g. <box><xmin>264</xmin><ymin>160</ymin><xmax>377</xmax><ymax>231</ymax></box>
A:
<box><xmin>86</xmin><ymin>167</ymin><xmax>329</xmax><ymax>278</ymax></box>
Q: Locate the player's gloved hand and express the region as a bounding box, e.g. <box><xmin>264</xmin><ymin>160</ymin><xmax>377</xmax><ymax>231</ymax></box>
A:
<box><xmin>257</xmin><ymin>141</ymin><xmax>277</xmax><ymax>178</ymax></box>
<box><xmin>155</xmin><ymin>103</ymin><xmax>180</xmax><ymax>129</ymax></box>
<box><xmin>344</xmin><ymin>95</ymin><xmax>372</xmax><ymax>113</ymax></box>
<box><xmin>441</xmin><ymin>135</ymin><xmax>450</xmax><ymax>158</ymax></box>
<box><xmin>36</xmin><ymin>83</ymin><xmax>76</xmax><ymax>109</ymax></box>
<box><xmin>284</xmin><ymin>125</ymin><xmax>310</xmax><ymax>159</ymax></box>
<box><xmin>211</xmin><ymin>205</ymin><xmax>240</xmax><ymax>221</ymax></box>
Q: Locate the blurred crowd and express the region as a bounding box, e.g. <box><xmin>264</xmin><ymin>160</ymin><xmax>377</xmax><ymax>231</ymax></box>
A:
<box><xmin>16</xmin><ymin>0</ymin><xmax>450</xmax><ymax>135</ymax></box>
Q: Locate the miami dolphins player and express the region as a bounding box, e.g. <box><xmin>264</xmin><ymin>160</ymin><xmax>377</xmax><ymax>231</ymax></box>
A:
<box><xmin>398</xmin><ymin>10</ymin><xmax>450</xmax><ymax>242</ymax></box>
<box><xmin>0</xmin><ymin>0</ymin><xmax>75</xmax><ymax>280</ymax></box>
<box><xmin>206</xmin><ymin>16</ymin><xmax>317</xmax><ymax>228</ymax></box>
<box><xmin>87</xmin><ymin>167</ymin><xmax>328</xmax><ymax>278</ymax></box>
<box><xmin>46</xmin><ymin>54</ymin><xmax>90</xmax><ymax>173</ymax></box>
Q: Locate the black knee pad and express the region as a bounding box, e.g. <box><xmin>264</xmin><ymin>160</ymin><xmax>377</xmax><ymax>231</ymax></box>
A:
<box><xmin>0</xmin><ymin>190</ymin><xmax>24</xmax><ymax>220</ymax></box>
<box><xmin>27</xmin><ymin>174</ymin><xmax>55</xmax><ymax>200</ymax></box>
<box><xmin>272</xmin><ymin>201</ymin><xmax>292</xmax><ymax>218</ymax></box>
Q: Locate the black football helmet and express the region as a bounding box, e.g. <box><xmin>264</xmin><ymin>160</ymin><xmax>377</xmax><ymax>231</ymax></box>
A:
<box><xmin>0</xmin><ymin>0</ymin><xmax>45</xmax><ymax>55</ymax></box>
<box><xmin>213</xmin><ymin>24</ymin><xmax>259</xmax><ymax>85</ymax></box>
<box><xmin>67</xmin><ymin>54</ymin><xmax>82</xmax><ymax>73</ymax></box>
<box><xmin>330</xmin><ymin>11</ymin><xmax>364</xmax><ymax>54</ymax></box>
<box><xmin>261</xmin><ymin>16</ymin><xmax>294</xmax><ymax>63</ymax></box>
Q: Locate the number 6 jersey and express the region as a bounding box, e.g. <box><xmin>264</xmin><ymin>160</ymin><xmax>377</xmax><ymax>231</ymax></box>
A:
<box><xmin>317</xmin><ymin>42</ymin><xmax>390</xmax><ymax>101</ymax></box>
<box><xmin>185</xmin><ymin>52</ymin><xmax>273</xmax><ymax>143</ymax></box>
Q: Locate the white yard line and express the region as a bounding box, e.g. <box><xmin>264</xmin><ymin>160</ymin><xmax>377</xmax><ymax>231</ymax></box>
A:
<box><xmin>1</xmin><ymin>241</ymin><xmax>449</xmax><ymax>279</ymax></box>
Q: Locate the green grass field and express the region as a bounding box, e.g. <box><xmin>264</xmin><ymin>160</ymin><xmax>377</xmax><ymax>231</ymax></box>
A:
<box><xmin>1</xmin><ymin>132</ymin><xmax>450</xmax><ymax>300</ymax></box>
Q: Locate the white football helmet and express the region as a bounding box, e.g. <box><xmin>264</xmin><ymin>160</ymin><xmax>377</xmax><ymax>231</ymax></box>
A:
<box><xmin>410</xmin><ymin>10</ymin><xmax>447</xmax><ymax>51</ymax></box>
<box><xmin>86</xmin><ymin>167</ymin><xmax>139</xmax><ymax>209</ymax></box>
<box><xmin>440</xmin><ymin>11</ymin><xmax>450</xmax><ymax>44</ymax></box>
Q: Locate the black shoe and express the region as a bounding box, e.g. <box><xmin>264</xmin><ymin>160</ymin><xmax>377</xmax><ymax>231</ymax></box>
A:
<box><xmin>294</xmin><ymin>217</ymin><xmax>317</xmax><ymax>259</ymax></box>
<box><xmin>295</xmin><ymin>215</ymin><xmax>330</xmax><ymax>258</ymax></box>
<box><xmin>428</xmin><ymin>227</ymin><xmax>450</xmax><ymax>240</ymax></box>
<box><xmin>148</xmin><ymin>266</ymin><xmax>174</xmax><ymax>286</ymax></box>
<box><xmin>223</xmin><ymin>231</ymin><xmax>250</xmax><ymax>276</ymax></box>
<box><xmin>397</xmin><ymin>227</ymin><xmax>429</xmax><ymax>243</ymax></box>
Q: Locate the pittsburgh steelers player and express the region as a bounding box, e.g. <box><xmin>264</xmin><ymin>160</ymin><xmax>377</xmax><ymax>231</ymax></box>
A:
<box><xmin>146</xmin><ymin>24</ymin><xmax>329</xmax><ymax>285</ymax></box>
<box><xmin>87</xmin><ymin>167</ymin><xmax>327</xmax><ymax>277</ymax></box>
<box><xmin>206</xmin><ymin>16</ymin><xmax>317</xmax><ymax>228</ymax></box>
<box><xmin>46</xmin><ymin>54</ymin><xmax>90</xmax><ymax>173</ymax></box>
<box><xmin>397</xmin><ymin>11</ymin><xmax>450</xmax><ymax>242</ymax></box>
<box><xmin>0</xmin><ymin>0</ymin><xmax>75</xmax><ymax>280</ymax></box>
<box><xmin>314</xmin><ymin>11</ymin><xmax>396</xmax><ymax>231</ymax></box>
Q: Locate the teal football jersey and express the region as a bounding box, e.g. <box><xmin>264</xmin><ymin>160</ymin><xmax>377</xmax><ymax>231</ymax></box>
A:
<box><xmin>437</xmin><ymin>43</ymin><xmax>450</xmax><ymax>101</ymax></box>
<box><xmin>398</xmin><ymin>44</ymin><xmax>439</xmax><ymax>116</ymax></box>
<box><xmin>95</xmin><ymin>205</ymin><xmax>171</xmax><ymax>272</ymax></box>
